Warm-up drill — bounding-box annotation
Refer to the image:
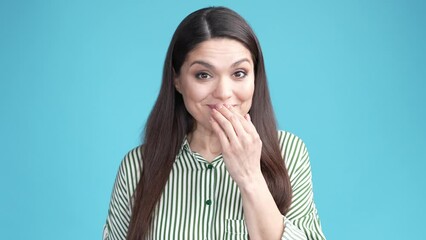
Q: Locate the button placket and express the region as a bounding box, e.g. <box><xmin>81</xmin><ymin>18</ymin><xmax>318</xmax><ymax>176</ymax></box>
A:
<box><xmin>205</xmin><ymin>163</ymin><xmax>214</xmax><ymax>206</ymax></box>
<box><xmin>204</xmin><ymin>162</ymin><xmax>216</xmax><ymax>240</ymax></box>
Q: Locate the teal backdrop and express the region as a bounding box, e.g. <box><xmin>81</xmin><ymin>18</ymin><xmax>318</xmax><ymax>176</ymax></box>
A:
<box><xmin>1</xmin><ymin>0</ymin><xmax>425</xmax><ymax>239</ymax></box>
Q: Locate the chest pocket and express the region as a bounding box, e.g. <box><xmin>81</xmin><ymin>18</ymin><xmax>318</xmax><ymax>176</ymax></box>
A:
<box><xmin>225</xmin><ymin>219</ymin><xmax>249</xmax><ymax>240</ymax></box>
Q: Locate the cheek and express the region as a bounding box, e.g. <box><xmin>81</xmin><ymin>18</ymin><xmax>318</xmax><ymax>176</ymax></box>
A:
<box><xmin>236</xmin><ymin>82</ymin><xmax>255</xmax><ymax>114</ymax></box>
<box><xmin>183</xmin><ymin>86</ymin><xmax>209</xmax><ymax>102</ymax></box>
<box><xmin>237</xmin><ymin>82</ymin><xmax>255</xmax><ymax>100</ymax></box>
<box><xmin>180</xmin><ymin>84</ymin><xmax>212</xmax><ymax>111</ymax></box>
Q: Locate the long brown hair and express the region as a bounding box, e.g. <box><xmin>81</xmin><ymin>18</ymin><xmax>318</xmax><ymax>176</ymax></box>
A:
<box><xmin>127</xmin><ymin>7</ymin><xmax>292</xmax><ymax>239</ymax></box>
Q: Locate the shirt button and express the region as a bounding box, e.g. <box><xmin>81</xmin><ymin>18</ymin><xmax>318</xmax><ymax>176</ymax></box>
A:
<box><xmin>207</xmin><ymin>164</ymin><xmax>213</xmax><ymax>169</ymax></box>
<box><xmin>205</xmin><ymin>199</ymin><xmax>212</xmax><ymax>205</ymax></box>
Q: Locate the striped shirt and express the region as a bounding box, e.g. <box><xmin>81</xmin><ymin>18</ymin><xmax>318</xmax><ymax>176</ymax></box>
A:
<box><xmin>103</xmin><ymin>130</ymin><xmax>326</xmax><ymax>239</ymax></box>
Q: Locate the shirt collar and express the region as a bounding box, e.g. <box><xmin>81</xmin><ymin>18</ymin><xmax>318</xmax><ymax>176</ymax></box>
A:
<box><xmin>181</xmin><ymin>135</ymin><xmax>191</xmax><ymax>152</ymax></box>
<box><xmin>179</xmin><ymin>135</ymin><xmax>223</xmax><ymax>164</ymax></box>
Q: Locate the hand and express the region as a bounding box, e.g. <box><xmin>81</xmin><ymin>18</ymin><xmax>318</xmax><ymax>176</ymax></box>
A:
<box><xmin>210</xmin><ymin>104</ymin><xmax>263</xmax><ymax>187</ymax></box>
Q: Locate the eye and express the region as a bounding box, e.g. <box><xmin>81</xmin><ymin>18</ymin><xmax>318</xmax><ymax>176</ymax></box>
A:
<box><xmin>195</xmin><ymin>72</ymin><xmax>212</xmax><ymax>79</ymax></box>
<box><xmin>233</xmin><ymin>70</ymin><xmax>247</xmax><ymax>79</ymax></box>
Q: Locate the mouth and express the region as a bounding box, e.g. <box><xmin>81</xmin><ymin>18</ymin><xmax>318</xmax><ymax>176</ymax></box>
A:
<box><xmin>206</xmin><ymin>104</ymin><xmax>238</xmax><ymax>109</ymax></box>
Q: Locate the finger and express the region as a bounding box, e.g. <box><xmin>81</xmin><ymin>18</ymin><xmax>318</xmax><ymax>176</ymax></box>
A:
<box><xmin>211</xmin><ymin>107</ymin><xmax>240</xmax><ymax>144</ymax></box>
<box><xmin>241</xmin><ymin>113</ymin><xmax>257</xmax><ymax>134</ymax></box>
<box><xmin>221</xmin><ymin>105</ymin><xmax>256</xmax><ymax>135</ymax></box>
<box><xmin>244</xmin><ymin>113</ymin><xmax>250</xmax><ymax>121</ymax></box>
<box><xmin>209</xmin><ymin>116</ymin><xmax>230</xmax><ymax>149</ymax></box>
<box><xmin>215</xmin><ymin>104</ymin><xmax>247</xmax><ymax>137</ymax></box>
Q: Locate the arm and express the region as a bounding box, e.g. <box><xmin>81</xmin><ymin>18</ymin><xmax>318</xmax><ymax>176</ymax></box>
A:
<box><xmin>103</xmin><ymin>147</ymin><xmax>142</xmax><ymax>240</ymax></box>
<box><xmin>210</xmin><ymin>105</ymin><xmax>285</xmax><ymax>239</ymax></box>
<box><xmin>238</xmin><ymin>172</ymin><xmax>286</xmax><ymax>240</ymax></box>
<box><xmin>279</xmin><ymin>132</ymin><xmax>326</xmax><ymax>240</ymax></box>
<box><xmin>210</xmin><ymin>105</ymin><xmax>325</xmax><ymax>239</ymax></box>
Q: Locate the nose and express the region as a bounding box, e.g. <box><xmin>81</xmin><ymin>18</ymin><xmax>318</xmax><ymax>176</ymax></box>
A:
<box><xmin>212</xmin><ymin>77</ymin><xmax>232</xmax><ymax>100</ymax></box>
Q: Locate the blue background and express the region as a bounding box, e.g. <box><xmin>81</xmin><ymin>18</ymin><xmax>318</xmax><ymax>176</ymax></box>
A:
<box><xmin>1</xmin><ymin>0</ymin><xmax>425</xmax><ymax>239</ymax></box>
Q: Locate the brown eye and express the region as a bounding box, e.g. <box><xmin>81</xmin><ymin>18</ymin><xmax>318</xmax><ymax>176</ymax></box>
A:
<box><xmin>195</xmin><ymin>72</ymin><xmax>212</xmax><ymax>79</ymax></box>
<box><xmin>233</xmin><ymin>70</ymin><xmax>247</xmax><ymax>79</ymax></box>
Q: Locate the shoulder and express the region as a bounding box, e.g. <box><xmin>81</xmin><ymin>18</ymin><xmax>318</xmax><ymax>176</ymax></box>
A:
<box><xmin>277</xmin><ymin>130</ymin><xmax>310</xmax><ymax>175</ymax></box>
<box><xmin>119</xmin><ymin>145</ymin><xmax>143</xmax><ymax>173</ymax></box>
<box><xmin>277</xmin><ymin>130</ymin><xmax>308</xmax><ymax>156</ymax></box>
<box><xmin>115</xmin><ymin>145</ymin><xmax>143</xmax><ymax>196</ymax></box>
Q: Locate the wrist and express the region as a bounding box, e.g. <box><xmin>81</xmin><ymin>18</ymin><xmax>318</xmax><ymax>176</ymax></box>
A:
<box><xmin>238</xmin><ymin>171</ymin><xmax>268</xmax><ymax>194</ymax></box>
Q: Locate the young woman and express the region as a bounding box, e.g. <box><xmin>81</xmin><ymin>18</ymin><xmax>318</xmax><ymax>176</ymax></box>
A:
<box><xmin>104</xmin><ymin>7</ymin><xmax>326</xmax><ymax>240</ymax></box>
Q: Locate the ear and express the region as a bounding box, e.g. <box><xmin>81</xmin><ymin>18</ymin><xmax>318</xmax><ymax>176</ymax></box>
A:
<box><xmin>173</xmin><ymin>69</ymin><xmax>181</xmax><ymax>93</ymax></box>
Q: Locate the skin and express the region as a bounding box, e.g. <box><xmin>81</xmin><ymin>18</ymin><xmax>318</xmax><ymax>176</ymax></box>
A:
<box><xmin>174</xmin><ymin>38</ymin><xmax>284</xmax><ymax>240</ymax></box>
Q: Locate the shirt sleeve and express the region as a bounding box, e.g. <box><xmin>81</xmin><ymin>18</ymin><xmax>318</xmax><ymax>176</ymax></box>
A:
<box><xmin>103</xmin><ymin>147</ymin><xmax>142</xmax><ymax>240</ymax></box>
<box><xmin>279</xmin><ymin>132</ymin><xmax>326</xmax><ymax>240</ymax></box>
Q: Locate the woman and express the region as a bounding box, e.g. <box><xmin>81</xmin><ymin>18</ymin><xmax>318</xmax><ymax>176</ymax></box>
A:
<box><xmin>104</xmin><ymin>6</ymin><xmax>326</xmax><ymax>240</ymax></box>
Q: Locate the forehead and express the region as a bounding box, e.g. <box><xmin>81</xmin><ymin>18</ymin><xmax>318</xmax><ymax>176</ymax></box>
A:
<box><xmin>185</xmin><ymin>38</ymin><xmax>253</xmax><ymax>65</ymax></box>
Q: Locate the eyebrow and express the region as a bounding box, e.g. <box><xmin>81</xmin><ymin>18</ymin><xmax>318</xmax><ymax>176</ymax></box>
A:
<box><xmin>189</xmin><ymin>58</ymin><xmax>252</xmax><ymax>69</ymax></box>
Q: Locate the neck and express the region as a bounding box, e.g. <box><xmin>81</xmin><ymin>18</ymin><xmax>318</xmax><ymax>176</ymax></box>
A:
<box><xmin>188</xmin><ymin>125</ymin><xmax>222</xmax><ymax>162</ymax></box>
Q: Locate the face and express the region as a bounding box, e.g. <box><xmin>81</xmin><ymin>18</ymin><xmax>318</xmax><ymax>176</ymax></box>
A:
<box><xmin>174</xmin><ymin>38</ymin><xmax>255</xmax><ymax>132</ymax></box>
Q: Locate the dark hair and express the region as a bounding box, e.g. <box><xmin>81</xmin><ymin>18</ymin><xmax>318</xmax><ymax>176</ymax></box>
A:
<box><xmin>127</xmin><ymin>7</ymin><xmax>292</xmax><ymax>239</ymax></box>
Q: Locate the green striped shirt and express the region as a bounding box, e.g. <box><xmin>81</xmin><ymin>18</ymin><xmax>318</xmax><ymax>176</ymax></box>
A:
<box><xmin>103</xmin><ymin>130</ymin><xmax>325</xmax><ymax>239</ymax></box>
